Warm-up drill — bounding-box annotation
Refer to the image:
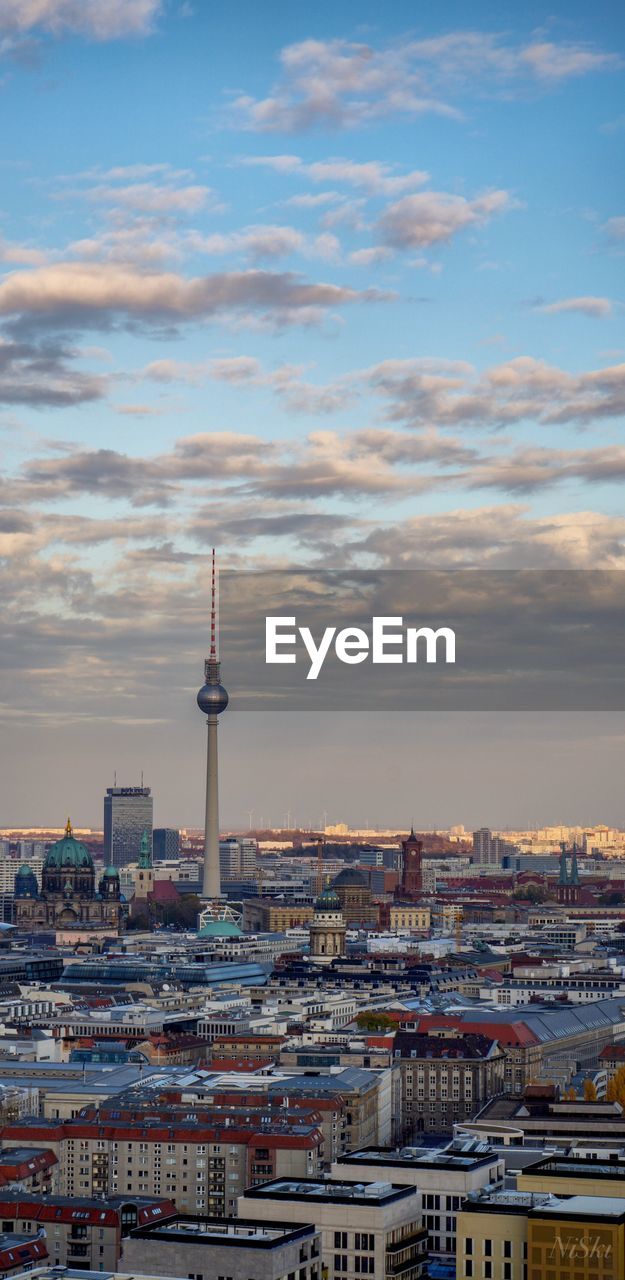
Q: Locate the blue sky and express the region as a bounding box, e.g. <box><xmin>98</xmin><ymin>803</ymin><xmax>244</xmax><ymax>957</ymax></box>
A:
<box><xmin>0</xmin><ymin>0</ymin><xmax>624</xmax><ymax>827</ymax></box>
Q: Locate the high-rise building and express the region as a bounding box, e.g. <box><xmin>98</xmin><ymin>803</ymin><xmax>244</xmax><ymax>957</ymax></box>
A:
<box><xmin>397</xmin><ymin>828</ymin><xmax>424</xmax><ymax>899</ymax></box>
<box><xmin>219</xmin><ymin>837</ymin><xmax>258</xmax><ymax>879</ymax></box>
<box><xmin>472</xmin><ymin>827</ymin><xmax>517</xmax><ymax>867</ymax></box>
<box><xmin>104</xmin><ymin>787</ymin><xmax>153</xmax><ymax>868</ymax></box>
<box><xmin>153</xmin><ymin>827</ymin><xmax>180</xmax><ymax>861</ymax></box>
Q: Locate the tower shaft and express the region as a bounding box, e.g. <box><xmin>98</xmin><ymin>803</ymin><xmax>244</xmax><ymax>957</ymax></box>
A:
<box><xmin>202</xmin><ymin>713</ymin><xmax>221</xmax><ymax>898</ymax></box>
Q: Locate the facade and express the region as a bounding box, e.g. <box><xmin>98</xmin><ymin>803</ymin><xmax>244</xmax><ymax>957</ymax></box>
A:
<box><xmin>124</xmin><ymin>1215</ymin><xmax>321</xmax><ymax>1280</ymax></box>
<box><xmin>309</xmin><ymin>886</ymin><xmax>347</xmax><ymax>960</ymax></box>
<box><xmin>0</xmin><ymin>1116</ymin><xmax>323</xmax><ymax>1218</ymax></box>
<box><xmin>104</xmin><ymin>788</ymin><xmax>153</xmax><ymax>868</ymax></box>
<box><xmin>14</xmin><ymin>822</ymin><xmax>121</xmax><ymax>933</ymax></box>
<box><xmin>388</xmin><ymin>905</ymin><xmax>431</xmax><ymax>931</ymax></box>
<box><xmin>0</xmin><ymin>1233</ymin><xmax>47</xmax><ymax>1277</ymax></box>
<box><xmin>472</xmin><ymin>828</ymin><xmax>518</xmax><ymax>867</ymax></box>
<box><xmin>0</xmin><ymin>1193</ymin><xmax>174</xmax><ymax>1272</ymax></box>
<box><xmin>243</xmin><ymin>899</ymin><xmax>313</xmax><ymax>932</ymax></box>
<box><xmin>457</xmin><ymin>1191</ymin><xmax>625</xmax><ymax>1280</ymax></box>
<box><xmin>392</xmin><ymin>1031</ymin><xmax>506</xmax><ymax>1138</ymax></box>
<box><xmin>152</xmin><ymin>828</ymin><xmax>179</xmax><ymax>861</ymax></box>
<box><xmin>238</xmin><ymin>1178</ymin><xmax>427</xmax><ymax>1280</ymax></box>
<box><xmin>332</xmin><ymin>1141</ymin><xmax>505</xmax><ymax>1263</ymax></box>
<box><xmin>220</xmin><ymin>838</ymin><xmax>258</xmax><ymax>879</ymax></box>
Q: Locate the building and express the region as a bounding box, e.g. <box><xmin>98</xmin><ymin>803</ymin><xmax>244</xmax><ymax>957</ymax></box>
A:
<box><xmin>557</xmin><ymin>841</ymin><xmax>581</xmax><ymax>906</ymax></box>
<box><xmin>14</xmin><ymin>822</ymin><xmax>121</xmax><ymax>933</ymax></box>
<box><xmin>332</xmin><ymin>1139</ymin><xmax>505</xmax><ymax>1263</ymax></box>
<box><xmin>0</xmin><ymin>1149</ymin><xmax>58</xmax><ymax>1194</ymax></box>
<box><xmin>220</xmin><ymin>838</ymin><xmax>258</xmax><ymax>880</ymax></box>
<box><xmin>238</xmin><ymin>1177</ymin><xmax>427</xmax><ymax>1280</ymax></box>
<box><xmin>392</xmin><ymin>1031</ymin><xmax>506</xmax><ymax>1138</ymax></box>
<box><xmin>331</xmin><ymin>868</ymin><xmax>377</xmax><ymax>927</ymax></box>
<box><xmin>456</xmin><ymin>1191</ymin><xmax>625</xmax><ymax>1280</ymax></box>
<box><xmin>104</xmin><ymin>789</ymin><xmax>153</xmax><ymax>869</ymax></box>
<box><xmin>388</xmin><ymin>905</ymin><xmax>431</xmax><ymax>932</ymax></box>
<box><xmin>0</xmin><ymin>1193</ymin><xmax>174</xmax><ymax>1271</ymax></box>
<box><xmin>309</xmin><ymin>885</ymin><xmax>346</xmax><ymax>960</ymax></box>
<box><xmin>472</xmin><ymin>828</ymin><xmax>517</xmax><ymax>867</ymax></box>
<box><xmin>123</xmin><ymin>1215</ymin><xmax>321</xmax><ymax>1280</ymax></box>
<box><xmin>0</xmin><ymin>1232</ymin><xmax>47</xmax><ymax>1277</ymax></box>
<box><xmin>0</xmin><ymin>1114</ymin><xmax>323</xmax><ymax>1217</ymax></box>
<box><xmin>243</xmin><ymin>900</ymin><xmax>313</xmax><ymax>932</ymax></box>
<box><xmin>152</xmin><ymin>829</ymin><xmax>180</xmax><ymax>861</ymax></box>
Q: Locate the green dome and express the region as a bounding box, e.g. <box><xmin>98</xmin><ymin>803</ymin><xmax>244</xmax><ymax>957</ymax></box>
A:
<box><xmin>315</xmin><ymin>885</ymin><xmax>341</xmax><ymax>911</ymax></box>
<box><xmin>16</xmin><ymin>863</ymin><xmax>33</xmax><ymax>876</ymax></box>
<box><xmin>197</xmin><ymin>919</ymin><xmax>242</xmax><ymax>939</ymax></box>
<box><xmin>103</xmin><ymin>866</ymin><xmax>119</xmax><ymax>877</ymax></box>
<box><xmin>45</xmin><ymin>820</ymin><xmax>93</xmax><ymax>871</ymax></box>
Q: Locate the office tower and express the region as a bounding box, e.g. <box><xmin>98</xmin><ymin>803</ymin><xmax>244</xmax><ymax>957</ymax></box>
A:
<box><xmin>103</xmin><ymin>786</ymin><xmax>153</xmax><ymax>868</ymax></box>
<box><xmin>219</xmin><ymin>837</ymin><xmax>258</xmax><ymax>879</ymax></box>
<box><xmin>153</xmin><ymin>828</ymin><xmax>180</xmax><ymax>861</ymax></box>
<box><xmin>196</xmin><ymin>551</ymin><xmax>229</xmax><ymax>900</ymax></box>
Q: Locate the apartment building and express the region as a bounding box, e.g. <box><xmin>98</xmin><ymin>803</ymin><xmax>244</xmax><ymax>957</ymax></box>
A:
<box><xmin>0</xmin><ymin>1149</ymin><xmax>58</xmax><ymax>1195</ymax></box>
<box><xmin>0</xmin><ymin>1232</ymin><xmax>47</xmax><ymax>1278</ymax></box>
<box><xmin>123</xmin><ymin>1216</ymin><xmax>321</xmax><ymax>1280</ymax></box>
<box><xmin>0</xmin><ymin>1116</ymin><xmax>323</xmax><ymax>1217</ymax></box>
<box><xmin>238</xmin><ymin>1178</ymin><xmax>427</xmax><ymax>1280</ymax></box>
<box><xmin>0</xmin><ymin>1193</ymin><xmax>174</xmax><ymax>1271</ymax></box>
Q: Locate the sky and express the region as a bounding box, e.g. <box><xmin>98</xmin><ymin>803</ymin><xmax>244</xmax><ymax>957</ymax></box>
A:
<box><xmin>0</xmin><ymin>0</ymin><xmax>624</xmax><ymax>830</ymax></box>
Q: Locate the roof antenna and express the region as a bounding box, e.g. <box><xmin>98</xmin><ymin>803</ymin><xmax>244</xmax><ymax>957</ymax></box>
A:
<box><xmin>114</xmin><ymin>770</ymin><xmax>117</xmax><ymax>788</ymax></box>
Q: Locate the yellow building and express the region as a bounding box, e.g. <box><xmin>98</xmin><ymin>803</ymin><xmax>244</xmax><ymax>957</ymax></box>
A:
<box><xmin>389</xmin><ymin>905</ymin><xmax>431</xmax><ymax>931</ymax></box>
<box><xmin>518</xmin><ymin>1153</ymin><xmax>625</xmax><ymax>1200</ymax></box>
<box><xmin>456</xmin><ymin>1191</ymin><xmax>625</xmax><ymax>1280</ymax></box>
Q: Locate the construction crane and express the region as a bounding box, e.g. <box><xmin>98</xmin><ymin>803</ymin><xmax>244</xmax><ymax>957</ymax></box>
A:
<box><xmin>310</xmin><ymin>832</ymin><xmax>325</xmax><ymax>896</ymax></box>
<box><xmin>455</xmin><ymin>905</ymin><xmax>463</xmax><ymax>952</ymax></box>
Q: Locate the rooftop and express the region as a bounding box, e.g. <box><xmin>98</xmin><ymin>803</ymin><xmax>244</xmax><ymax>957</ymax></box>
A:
<box><xmin>129</xmin><ymin>1215</ymin><xmax>316</xmax><ymax>1248</ymax></box>
<box><xmin>241</xmin><ymin>1177</ymin><xmax>416</xmax><ymax>1205</ymax></box>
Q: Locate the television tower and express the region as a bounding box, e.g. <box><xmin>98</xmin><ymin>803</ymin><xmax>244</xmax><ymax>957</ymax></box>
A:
<box><xmin>197</xmin><ymin>549</ymin><xmax>229</xmax><ymax>899</ymax></box>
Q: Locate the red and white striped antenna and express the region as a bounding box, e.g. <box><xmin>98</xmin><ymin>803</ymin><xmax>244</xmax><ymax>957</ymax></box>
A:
<box><xmin>210</xmin><ymin>547</ymin><xmax>217</xmax><ymax>659</ymax></box>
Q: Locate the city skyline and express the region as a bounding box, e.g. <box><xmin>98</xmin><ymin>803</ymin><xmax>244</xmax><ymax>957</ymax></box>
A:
<box><xmin>0</xmin><ymin>0</ymin><xmax>624</xmax><ymax>820</ymax></box>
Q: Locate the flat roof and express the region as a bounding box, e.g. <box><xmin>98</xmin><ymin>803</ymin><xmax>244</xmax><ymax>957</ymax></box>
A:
<box><xmin>523</xmin><ymin>1156</ymin><xmax>625</xmax><ymax>1181</ymax></box>
<box><xmin>242</xmin><ymin>1178</ymin><xmax>416</xmax><ymax>1206</ymax></box>
<box><xmin>130</xmin><ymin>1216</ymin><xmax>315</xmax><ymax>1248</ymax></box>
<box><xmin>533</xmin><ymin>1195</ymin><xmax>625</xmax><ymax>1221</ymax></box>
<box><xmin>338</xmin><ymin>1145</ymin><xmax>498</xmax><ymax>1171</ymax></box>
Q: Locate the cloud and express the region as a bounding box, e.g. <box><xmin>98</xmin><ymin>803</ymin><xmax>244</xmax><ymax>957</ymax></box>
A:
<box><xmin>364</xmin><ymin>355</ymin><xmax>625</xmax><ymax>428</ymax></box>
<box><xmin>0</xmin><ymin>262</ymin><xmax>388</xmax><ymax>330</ymax></box>
<box><xmin>359</xmin><ymin>506</ymin><xmax>625</xmax><ymax>570</ymax></box>
<box><xmin>536</xmin><ymin>296</ymin><xmax>613</xmax><ymax>318</ymax></box>
<box><xmin>0</xmin><ymin>333</ymin><xmax>107</xmax><ymax>406</ymax></box>
<box><xmin>230</xmin><ymin>33</ymin><xmax>619</xmax><ymax>132</ymax></box>
<box><xmin>0</xmin><ymin>0</ymin><xmax>161</xmax><ymax>39</ymax></box>
<box><xmin>378</xmin><ymin>190</ymin><xmax>512</xmax><ymax>248</ymax></box>
<box><xmin>190</xmin><ymin>224</ymin><xmax>340</xmax><ymax>264</ymax></box>
<box><xmin>467</xmin><ymin>445</ymin><xmax>625</xmax><ymax>494</ymax></box>
<box><xmin>83</xmin><ymin>182</ymin><xmax>213</xmax><ymax>215</ymax></box>
<box><xmin>602</xmin><ymin>217</ymin><xmax>625</xmax><ymax>243</ymax></box>
<box><xmin>241</xmin><ymin>154</ymin><xmax>429</xmax><ymax>195</ymax></box>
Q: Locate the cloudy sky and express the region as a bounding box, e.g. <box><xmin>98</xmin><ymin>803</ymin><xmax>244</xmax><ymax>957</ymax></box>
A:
<box><xmin>1</xmin><ymin>0</ymin><xmax>624</xmax><ymax>830</ymax></box>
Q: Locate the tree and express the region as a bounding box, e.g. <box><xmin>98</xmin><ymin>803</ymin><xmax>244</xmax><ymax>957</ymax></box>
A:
<box><xmin>355</xmin><ymin>1012</ymin><xmax>397</xmax><ymax>1032</ymax></box>
<box><xmin>607</xmin><ymin>1065</ymin><xmax>625</xmax><ymax>1109</ymax></box>
<box><xmin>583</xmin><ymin>1079</ymin><xmax>598</xmax><ymax>1102</ymax></box>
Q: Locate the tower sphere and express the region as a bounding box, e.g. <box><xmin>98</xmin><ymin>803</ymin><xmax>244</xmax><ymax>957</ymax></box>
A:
<box><xmin>197</xmin><ymin>682</ymin><xmax>229</xmax><ymax>715</ymax></box>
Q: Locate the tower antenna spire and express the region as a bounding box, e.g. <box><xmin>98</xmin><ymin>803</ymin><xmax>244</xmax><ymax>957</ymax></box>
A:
<box><xmin>210</xmin><ymin>547</ymin><xmax>217</xmax><ymax>660</ymax></box>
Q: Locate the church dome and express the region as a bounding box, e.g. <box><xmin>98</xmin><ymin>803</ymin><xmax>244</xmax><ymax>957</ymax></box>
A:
<box><xmin>103</xmin><ymin>866</ymin><xmax>119</xmax><ymax>877</ymax></box>
<box><xmin>333</xmin><ymin>867</ymin><xmax>367</xmax><ymax>888</ymax></box>
<box><xmin>45</xmin><ymin>819</ymin><xmax>93</xmax><ymax>871</ymax></box>
<box><xmin>315</xmin><ymin>885</ymin><xmax>341</xmax><ymax>911</ymax></box>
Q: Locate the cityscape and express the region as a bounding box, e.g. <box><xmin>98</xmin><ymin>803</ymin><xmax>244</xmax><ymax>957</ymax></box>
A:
<box><xmin>1</xmin><ymin>3</ymin><xmax>625</xmax><ymax>1280</ymax></box>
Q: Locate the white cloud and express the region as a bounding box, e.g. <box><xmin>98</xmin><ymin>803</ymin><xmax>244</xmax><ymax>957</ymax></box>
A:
<box><xmin>536</xmin><ymin>296</ymin><xmax>613</xmax><ymax>318</ymax></box>
<box><xmin>0</xmin><ymin>0</ymin><xmax>161</xmax><ymax>39</ymax></box>
<box><xmin>378</xmin><ymin>190</ymin><xmax>512</xmax><ymax>248</ymax></box>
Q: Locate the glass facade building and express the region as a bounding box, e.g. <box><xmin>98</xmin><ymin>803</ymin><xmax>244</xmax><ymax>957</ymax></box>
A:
<box><xmin>103</xmin><ymin>786</ymin><xmax>153</xmax><ymax>868</ymax></box>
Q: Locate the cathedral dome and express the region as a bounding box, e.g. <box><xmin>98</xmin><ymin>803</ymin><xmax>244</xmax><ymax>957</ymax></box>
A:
<box><xmin>315</xmin><ymin>885</ymin><xmax>341</xmax><ymax>911</ymax></box>
<box><xmin>45</xmin><ymin>820</ymin><xmax>93</xmax><ymax>871</ymax></box>
<box><xmin>333</xmin><ymin>867</ymin><xmax>367</xmax><ymax>888</ymax></box>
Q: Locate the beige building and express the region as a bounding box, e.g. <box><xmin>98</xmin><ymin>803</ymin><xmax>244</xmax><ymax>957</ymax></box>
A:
<box><xmin>457</xmin><ymin>1191</ymin><xmax>625</xmax><ymax>1280</ymax></box>
<box><xmin>389</xmin><ymin>905</ymin><xmax>431</xmax><ymax>931</ymax></box>
<box><xmin>123</xmin><ymin>1216</ymin><xmax>321</xmax><ymax>1280</ymax></box>
<box><xmin>243</xmin><ymin>899</ymin><xmax>314</xmax><ymax>931</ymax></box>
<box><xmin>238</xmin><ymin>1177</ymin><xmax>427</xmax><ymax>1280</ymax></box>
<box><xmin>332</xmin><ymin>1143</ymin><xmax>505</xmax><ymax>1262</ymax></box>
